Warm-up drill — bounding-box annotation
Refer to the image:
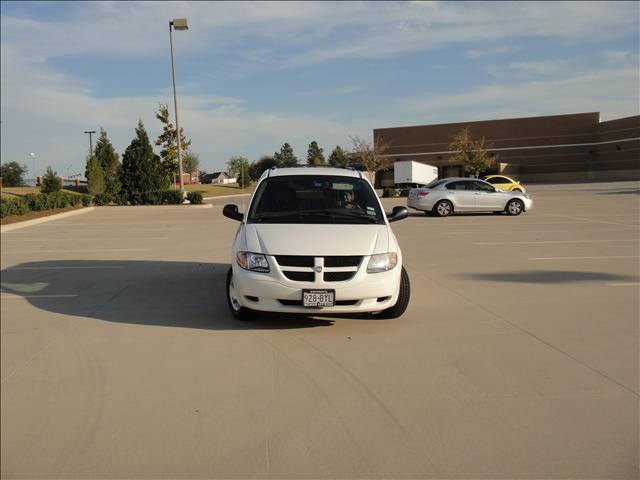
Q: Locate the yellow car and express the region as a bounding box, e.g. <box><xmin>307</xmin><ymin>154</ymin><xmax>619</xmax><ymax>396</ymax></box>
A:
<box><xmin>482</xmin><ymin>175</ymin><xmax>526</xmax><ymax>193</ymax></box>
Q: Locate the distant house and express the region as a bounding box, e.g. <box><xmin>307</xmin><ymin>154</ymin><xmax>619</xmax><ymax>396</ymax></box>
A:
<box><xmin>201</xmin><ymin>171</ymin><xmax>236</xmax><ymax>184</ymax></box>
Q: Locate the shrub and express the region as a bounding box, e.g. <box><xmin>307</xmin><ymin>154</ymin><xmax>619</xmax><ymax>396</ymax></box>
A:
<box><xmin>382</xmin><ymin>187</ymin><xmax>400</xmax><ymax>198</ymax></box>
<box><xmin>399</xmin><ymin>187</ymin><xmax>411</xmax><ymax>197</ymax></box>
<box><xmin>47</xmin><ymin>191</ymin><xmax>70</xmax><ymax>209</ymax></box>
<box><xmin>24</xmin><ymin>193</ymin><xmax>48</xmax><ymax>211</ymax></box>
<box><xmin>186</xmin><ymin>191</ymin><xmax>203</xmax><ymax>205</ymax></box>
<box><xmin>141</xmin><ymin>191</ymin><xmax>162</xmax><ymax>205</ymax></box>
<box><xmin>115</xmin><ymin>193</ymin><xmax>129</xmax><ymax>205</ymax></box>
<box><xmin>93</xmin><ymin>193</ymin><xmax>113</xmax><ymax>206</ymax></box>
<box><xmin>1</xmin><ymin>197</ymin><xmax>29</xmax><ymax>217</ymax></box>
<box><xmin>67</xmin><ymin>194</ymin><xmax>82</xmax><ymax>207</ymax></box>
<box><xmin>162</xmin><ymin>190</ymin><xmax>183</xmax><ymax>205</ymax></box>
<box><xmin>81</xmin><ymin>194</ymin><xmax>93</xmax><ymax>207</ymax></box>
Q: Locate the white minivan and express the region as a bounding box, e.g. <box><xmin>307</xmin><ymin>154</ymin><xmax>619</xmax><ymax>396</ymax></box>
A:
<box><xmin>223</xmin><ymin>167</ymin><xmax>410</xmax><ymax>320</ymax></box>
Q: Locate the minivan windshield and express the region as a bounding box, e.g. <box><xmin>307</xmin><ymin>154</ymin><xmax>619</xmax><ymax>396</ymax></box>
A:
<box><xmin>247</xmin><ymin>175</ymin><xmax>385</xmax><ymax>224</ymax></box>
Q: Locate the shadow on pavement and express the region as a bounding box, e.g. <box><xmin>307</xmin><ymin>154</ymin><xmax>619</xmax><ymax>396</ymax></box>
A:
<box><xmin>460</xmin><ymin>270</ymin><xmax>637</xmax><ymax>284</ymax></box>
<box><xmin>0</xmin><ymin>260</ymin><xmax>346</xmax><ymax>330</ymax></box>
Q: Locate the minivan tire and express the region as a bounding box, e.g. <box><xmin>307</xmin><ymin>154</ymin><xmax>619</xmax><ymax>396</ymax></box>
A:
<box><xmin>226</xmin><ymin>267</ymin><xmax>255</xmax><ymax>320</ymax></box>
<box><xmin>378</xmin><ymin>267</ymin><xmax>411</xmax><ymax>319</ymax></box>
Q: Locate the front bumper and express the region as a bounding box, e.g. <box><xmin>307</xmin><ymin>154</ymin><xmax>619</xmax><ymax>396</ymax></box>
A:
<box><xmin>231</xmin><ymin>256</ymin><xmax>401</xmax><ymax>314</ymax></box>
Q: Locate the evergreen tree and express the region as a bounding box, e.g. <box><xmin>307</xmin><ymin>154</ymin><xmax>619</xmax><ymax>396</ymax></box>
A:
<box><xmin>94</xmin><ymin>128</ymin><xmax>121</xmax><ymax>195</ymax></box>
<box><xmin>155</xmin><ymin>103</ymin><xmax>192</xmax><ymax>181</ymax></box>
<box><xmin>86</xmin><ymin>153</ymin><xmax>106</xmax><ymax>195</ymax></box>
<box><xmin>328</xmin><ymin>145</ymin><xmax>349</xmax><ymax>168</ymax></box>
<box><xmin>273</xmin><ymin>143</ymin><xmax>298</xmax><ymax>167</ymax></box>
<box><xmin>41</xmin><ymin>166</ymin><xmax>61</xmax><ymax>194</ymax></box>
<box><xmin>306</xmin><ymin>141</ymin><xmax>325</xmax><ymax>166</ymax></box>
<box><xmin>121</xmin><ymin>121</ymin><xmax>167</xmax><ymax>199</ymax></box>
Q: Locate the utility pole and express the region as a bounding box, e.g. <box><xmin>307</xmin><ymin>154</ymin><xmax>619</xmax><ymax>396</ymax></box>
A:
<box><xmin>84</xmin><ymin>130</ymin><xmax>96</xmax><ymax>154</ymax></box>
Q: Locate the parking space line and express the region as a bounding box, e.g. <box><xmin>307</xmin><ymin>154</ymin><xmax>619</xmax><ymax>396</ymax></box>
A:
<box><xmin>442</xmin><ymin>228</ymin><xmax>638</xmax><ymax>235</ymax></box>
<box><xmin>550</xmin><ymin>214</ymin><xmax>639</xmax><ymax>228</ymax></box>
<box><xmin>6</xmin><ymin>266</ymin><xmax>124</xmax><ymax>270</ymax></box>
<box><xmin>1</xmin><ymin>248</ymin><xmax>150</xmax><ymax>254</ymax></box>
<box><xmin>0</xmin><ymin>294</ymin><xmax>78</xmax><ymax>298</ymax></box>
<box><xmin>607</xmin><ymin>283</ymin><xmax>640</xmax><ymax>287</ymax></box>
<box><xmin>529</xmin><ymin>256</ymin><xmax>640</xmax><ymax>260</ymax></box>
<box><xmin>475</xmin><ymin>239</ymin><xmax>639</xmax><ymax>245</ymax></box>
<box><xmin>4</xmin><ymin>237</ymin><xmax>169</xmax><ymax>242</ymax></box>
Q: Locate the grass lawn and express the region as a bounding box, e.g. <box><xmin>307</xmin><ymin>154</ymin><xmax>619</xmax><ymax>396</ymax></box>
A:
<box><xmin>184</xmin><ymin>183</ymin><xmax>254</xmax><ymax>197</ymax></box>
<box><xmin>1</xmin><ymin>186</ymin><xmax>83</xmax><ymax>197</ymax></box>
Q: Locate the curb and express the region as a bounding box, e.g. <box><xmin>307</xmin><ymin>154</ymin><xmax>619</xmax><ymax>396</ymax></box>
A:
<box><xmin>1</xmin><ymin>207</ymin><xmax>96</xmax><ymax>233</ymax></box>
<box><xmin>204</xmin><ymin>193</ymin><xmax>251</xmax><ymax>201</ymax></box>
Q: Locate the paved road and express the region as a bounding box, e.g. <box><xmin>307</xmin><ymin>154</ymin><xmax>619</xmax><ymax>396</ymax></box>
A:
<box><xmin>1</xmin><ymin>181</ymin><xmax>638</xmax><ymax>478</ymax></box>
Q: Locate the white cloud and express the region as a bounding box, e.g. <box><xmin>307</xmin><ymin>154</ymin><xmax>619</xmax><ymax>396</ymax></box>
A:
<box><xmin>404</xmin><ymin>66</ymin><xmax>640</xmax><ymax>124</ymax></box>
<box><xmin>465</xmin><ymin>46</ymin><xmax>520</xmax><ymax>59</ymax></box>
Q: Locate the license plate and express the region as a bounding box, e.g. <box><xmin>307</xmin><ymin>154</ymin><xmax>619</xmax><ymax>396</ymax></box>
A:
<box><xmin>302</xmin><ymin>289</ymin><xmax>335</xmax><ymax>307</ymax></box>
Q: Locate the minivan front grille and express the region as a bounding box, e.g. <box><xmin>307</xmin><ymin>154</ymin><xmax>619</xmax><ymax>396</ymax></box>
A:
<box><xmin>275</xmin><ymin>255</ymin><xmax>362</xmax><ymax>283</ymax></box>
<box><xmin>324</xmin><ymin>256</ymin><xmax>362</xmax><ymax>268</ymax></box>
<box><xmin>324</xmin><ymin>271</ymin><xmax>356</xmax><ymax>282</ymax></box>
<box><xmin>275</xmin><ymin>256</ymin><xmax>314</xmax><ymax>267</ymax></box>
<box><xmin>282</xmin><ymin>271</ymin><xmax>314</xmax><ymax>282</ymax></box>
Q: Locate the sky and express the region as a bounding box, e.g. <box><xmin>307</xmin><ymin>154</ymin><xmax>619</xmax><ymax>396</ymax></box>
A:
<box><xmin>1</xmin><ymin>1</ymin><xmax>638</xmax><ymax>178</ymax></box>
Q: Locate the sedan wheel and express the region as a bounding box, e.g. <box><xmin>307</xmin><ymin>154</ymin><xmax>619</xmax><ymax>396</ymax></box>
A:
<box><xmin>506</xmin><ymin>199</ymin><xmax>524</xmax><ymax>216</ymax></box>
<box><xmin>434</xmin><ymin>200</ymin><xmax>453</xmax><ymax>217</ymax></box>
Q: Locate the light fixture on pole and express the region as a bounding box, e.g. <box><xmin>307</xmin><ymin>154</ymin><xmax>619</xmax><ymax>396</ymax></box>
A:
<box><xmin>84</xmin><ymin>130</ymin><xmax>96</xmax><ymax>154</ymax></box>
<box><xmin>169</xmin><ymin>17</ymin><xmax>188</xmax><ymax>197</ymax></box>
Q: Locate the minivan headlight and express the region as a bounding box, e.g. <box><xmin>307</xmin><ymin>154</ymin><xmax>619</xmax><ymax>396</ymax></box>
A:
<box><xmin>236</xmin><ymin>251</ymin><xmax>270</xmax><ymax>273</ymax></box>
<box><xmin>367</xmin><ymin>253</ymin><xmax>398</xmax><ymax>273</ymax></box>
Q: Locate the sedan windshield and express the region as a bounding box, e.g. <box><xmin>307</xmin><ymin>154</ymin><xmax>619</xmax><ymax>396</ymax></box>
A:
<box><xmin>247</xmin><ymin>175</ymin><xmax>385</xmax><ymax>224</ymax></box>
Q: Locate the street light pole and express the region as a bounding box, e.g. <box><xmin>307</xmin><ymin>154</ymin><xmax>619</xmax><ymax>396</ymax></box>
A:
<box><xmin>84</xmin><ymin>130</ymin><xmax>96</xmax><ymax>154</ymax></box>
<box><xmin>169</xmin><ymin>18</ymin><xmax>189</xmax><ymax>197</ymax></box>
<box><xmin>29</xmin><ymin>152</ymin><xmax>36</xmax><ymax>183</ymax></box>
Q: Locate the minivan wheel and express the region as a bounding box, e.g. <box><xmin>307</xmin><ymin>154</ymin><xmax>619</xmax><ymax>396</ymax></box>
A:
<box><xmin>226</xmin><ymin>267</ymin><xmax>254</xmax><ymax>320</ymax></box>
<box><xmin>506</xmin><ymin>199</ymin><xmax>524</xmax><ymax>216</ymax></box>
<box><xmin>433</xmin><ymin>200</ymin><xmax>453</xmax><ymax>217</ymax></box>
<box><xmin>378</xmin><ymin>267</ymin><xmax>411</xmax><ymax>319</ymax></box>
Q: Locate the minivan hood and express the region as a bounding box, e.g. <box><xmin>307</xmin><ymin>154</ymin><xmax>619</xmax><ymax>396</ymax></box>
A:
<box><xmin>243</xmin><ymin>224</ymin><xmax>389</xmax><ymax>256</ymax></box>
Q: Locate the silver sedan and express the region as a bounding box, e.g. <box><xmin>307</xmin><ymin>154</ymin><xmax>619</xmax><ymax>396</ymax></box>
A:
<box><xmin>407</xmin><ymin>178</ymin><xmax>533</xmax><ymax>217</ymax></box>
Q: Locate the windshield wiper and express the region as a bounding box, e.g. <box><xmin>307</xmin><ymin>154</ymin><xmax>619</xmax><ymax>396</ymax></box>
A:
<box><xmin>251</xmin><ymin>209</ymin><xmax>379</xmax><ymax>224</ymax></box>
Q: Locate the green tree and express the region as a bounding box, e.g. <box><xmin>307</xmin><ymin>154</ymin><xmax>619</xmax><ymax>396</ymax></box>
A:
<box><xmin>155</xmin><ymin>103</ymin><xmax>192</xmax><ymax>181</ymax></box>
<box><xmin>328</xmin><ymin>145</ymin><xmax>349</xmax><ymax>168</ymax></box>
<box><xmin>121</xmin><ymin>121</ymin><xmax>168</xmax><ymax>198</ymax></box>
<box><xmin>41</xmin><ymin>166</ymin><xmax>61</xmax><ymax>194</ymax></box>
<box><xmin>86</xmin><ymin>153</ymin><xmax>106</xmax><ymax>195</ymax></box>
<box><xmin>182</xmin><ymin>151</ymin><xmax>200</xmax><ymax>175</ymax></box>
<box><xmin>227</xmin><ymin>156</ymin><xmax>250</xmax><ymax>188</ymax></box>
<box><xmin>198</xmin><ymin>170</ymin><xmax>208</xmax><ymax>183</ymax></box>
<box><xmin>94</xmin><ymin>128</ymin><xmax>121</xmax><ymax>195</ymax></box>
<box><xmin>306</xmin><ymin>140</ymin><xmax>325</xmax><ymax>166</ymax></box>
<box><xmin>448</xmin><ymin>127</ymin><xmax>496</xmax><ymax>177</ymax></box>
<box><xmin>249</xmin><ymin>155</ymin><xmax>277</xmax><ymax>181</ymax></box>
<box><xmin>273</xmin><ymin>143</ymin><xmax>298</xmax><ymax>167</ymax></box>
<box><xmin>0</xmin><ymin>161</ymin><xmax>27</xmax><ymax>186</ymax></box>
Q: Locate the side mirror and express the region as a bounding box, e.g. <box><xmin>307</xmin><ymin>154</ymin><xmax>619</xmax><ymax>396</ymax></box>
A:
<box><xmin>387</xmin><ymin>206</ymin><xmax>408</xmax><ymax>223</ymax></box>
<box><xmin>223</xmin><ymin>204</ymin><xmax>243</xmax><ymax>221</ymax></box>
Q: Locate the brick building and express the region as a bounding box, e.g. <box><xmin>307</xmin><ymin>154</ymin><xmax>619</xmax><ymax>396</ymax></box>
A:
<box><xmin>374</xmin><ymin>112</ymin><xmax>639</xmax><ymax>186</ymax></box>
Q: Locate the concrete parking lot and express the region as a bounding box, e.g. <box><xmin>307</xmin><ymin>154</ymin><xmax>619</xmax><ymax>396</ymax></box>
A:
<box><xmin>1</xmin><ymin>181</ymin><xmax>638</xmax><ymax>479</ymax></box>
